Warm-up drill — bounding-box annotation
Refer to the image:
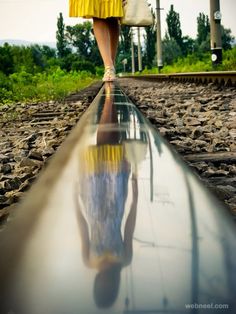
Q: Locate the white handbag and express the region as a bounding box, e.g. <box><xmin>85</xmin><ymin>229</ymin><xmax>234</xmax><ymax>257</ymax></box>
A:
<box><xmin>123</xmin><ymin>140</ymin><xmax>148</xmax><ymax>175</ymax></box>
<box><xmin>121</xmin><ymin>0</ymin><xmax>154</xmax><ymax>27</ymax></box>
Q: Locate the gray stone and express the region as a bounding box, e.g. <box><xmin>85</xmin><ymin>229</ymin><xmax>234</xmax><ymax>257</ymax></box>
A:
<box><xmin>42</xmin><ymin>147</ymin><xmax>55</xmax><ymax>157</ymax></box>
<box><xmin>158</xmin><ymin>127</ymin><xmax>169</xmax><ymax>136</ymax></box>
<box><xmin>214</xmin><ymin>120</ymin><xmax>223</xmax><ymax>128</ymax></box>
<box><xmin>191</xmin><ymin>127</ymin><xmax>203</xmax><ymax>139</ymax></box>
<box><xmin>185</xmin><ymin>117</ymin><xmax>201</xmax><ymax>126</ymax></box>
<box><xmin>1</xmin><ymin>164</ymin><xmax>12</xmax><ymax>174</ymax></box>
<box><xmin>0</xmin><ymin>155</ymin><xmax>10</xmax><ymax>164</ymax></box>
<box><xmin>19</xmin><ymin>158</ymin><xmax>37</xmax><ymax>168</ymax></box>
<box><xmin>193</xmin><ymin>140</ymin><xmax>207</xmax><ymax>148</ymax></box>
<box><xmin>199</xmin><ymin>98</ymin><xmax>211</xmax><ymax>104</ymax></box>
<box><xmin>0</xmin><ymin>195</ymin><xmax>8</xmax><ymax>203</ymax></box>
<box><xmin>0</xmin><ymin>186</ymin><xmax>6</xmax><ymax>195</ymax></box>
<box><xmin>28</xmin><ymin>151</ymin><xmax>44</xmax><ymax>161</ymax></box>
<box><xmin>230</xmin><ymin>143</ymin><xmax>236</xmax><ymax>152</ymax></box>
<box><xmin>218</xmin><ymin>127</ymin><xmax>229</xmax><ymax>137</ymax></box>
<box><xmin>175</xmin><ymin>118</ymin><xmax>184</xmax><ymax>127</ymax></box>
<box><xmin>229</xmin><ymin>129</ymin><xmax>236</xmax><ymax>138</ymax></box>
<box><xmin>4</xmin><ymin>178</ymin><xmax>22</xmax><ymax>191</ymax></box>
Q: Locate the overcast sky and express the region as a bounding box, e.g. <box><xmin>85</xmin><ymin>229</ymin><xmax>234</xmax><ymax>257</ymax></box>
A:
<box><xmin>0</xmin><ymin>0</ymin><xmax>235</xmax><ymax>43</ymax></box>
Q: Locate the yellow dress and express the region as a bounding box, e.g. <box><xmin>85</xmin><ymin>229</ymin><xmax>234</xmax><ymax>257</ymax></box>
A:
<box><xmin>69</xmin><ymin>0</ymin><xmax>124</xmax><ymax>19</ymax></box>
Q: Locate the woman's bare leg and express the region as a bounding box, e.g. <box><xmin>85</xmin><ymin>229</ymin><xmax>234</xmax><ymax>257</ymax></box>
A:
<box><xmin>107</xmin><ymin>18</ymin><xmax>120</xmax><ymax>65</ymax></box>
<box><xmin>93</xmin><ymin>18</ymin><xmax>113</xmax><ymax>67</ymax></box>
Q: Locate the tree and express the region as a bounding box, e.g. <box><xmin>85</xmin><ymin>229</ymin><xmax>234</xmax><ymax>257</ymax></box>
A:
<box><xmin>0</xmin><ymin>44</ymin><xmax>14</xmax><ymax>75</ymax></box>
<box><xmin>197</xmin><ymin>13</ymin><xmax>210</xmax><ymax>45</ymax></box>
<box><xmin>41</xmin><ymin>45</ymin><xmax>56</xmax><ymax>59</ymax></box>
<box><xmin>56</xmin><ymin>13</ymin><xmax>70</xmax><ymax>58</ymax></box>
<box><xmin>30</xmin><ymin>44</ymin><xmax>44</xmax><ymax>69</ymax></box>
<box><xmin>117</xmin><ymin>25</ymin><xmax>132</xmax><ymax>72</ymax></box>
<box><xmin>198</xmin><ymin>33</ymin><xmax>210</xmax><ymax>53</ymax></box>
<box><xmin>71</xmin><ymin>60</ymin><xmax>96</xmax><ymax>74</ymax></box>
<box><xmin>162</xmin><ymin>33</ymin><xmax>182</xmax><ymax>65</ymax></box>
<box><xmin>0</xmin><ymin>43</ymin><xmax>56</xmax><ymax>76</ymax></box>
<box><xmin>182</xmin><ymin>36</ymin><xmax>195</xmax><ymax>56</ymax></box>
<box><xmin>196</xmin><ymin>12</ymin><xmax>234</xmax><ymax>52</ymax></box>
<box><xmin>196</xmin><ymin>12</ymin><xmax>210</xmax><ymax>53</ymax></box>
<box><xmin>144</xmin><ymin>9</ymin><xmax>156</xmax><ymax>68</ymax></box>
<box><xmin>221</xmin><ymin>26</ymin><xmax>234</xmax><ymax>50</ymax></box>
<box><xmin>119</xmin><ymin>25</ymin><xmax>132</xmax><ymax>56</ymax></box>
<box><xmin>166</xmin><ymin>5</ymin><xmax>183</xmax><ymax>50</ymax></box>
<box><xmin>65</xmin><ymin>22</ymin><xmax>99</xmax><ymax>63</ymax></box>
<box><xmin>11</xmin><ymin>45</ymin><xmax>35</xmax><ymax>73</ymax></box>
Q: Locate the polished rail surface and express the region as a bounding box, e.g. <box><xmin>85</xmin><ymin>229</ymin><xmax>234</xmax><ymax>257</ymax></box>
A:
<box><xmin>0</xmin><ymin>83</ymin><xmax>236</xmax><ymax>314</ymax></box>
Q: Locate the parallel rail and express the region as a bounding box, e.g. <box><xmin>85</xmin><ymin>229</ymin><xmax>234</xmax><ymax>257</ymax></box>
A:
<box><xmin>121</xmin><ymin>71</ymin><xmax>236</xmax><ymax>86</ymax></box>
<box><xmin>0</xmin><ymin>82</ymin><xmax>235</xmax><ymax>314</ymax></box>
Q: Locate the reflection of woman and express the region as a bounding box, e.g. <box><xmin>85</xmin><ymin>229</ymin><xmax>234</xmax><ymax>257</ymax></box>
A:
<box><xmin>75</xmin><ymin>83</ymin><xmax>138</xmax><ymax>308</ymax></box>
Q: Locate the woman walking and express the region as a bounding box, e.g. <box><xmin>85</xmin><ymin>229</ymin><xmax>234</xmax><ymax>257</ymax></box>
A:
<box><xmin>69</xmin><ymin>0</ymin><xmax>124</xmax><ymax>81</ymax></box>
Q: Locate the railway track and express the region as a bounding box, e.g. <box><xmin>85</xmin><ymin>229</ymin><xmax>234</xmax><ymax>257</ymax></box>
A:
<box><xmin>1</xmin><ymin>74</ymin><xmax>235</xmax><ymax>219</ymax></box>
<box><xmin>122</xmin><ymin>71</ymin><xmax>236</xmax><ymax>86</ymax></box>
<box><xmin>0</xmin><ymin>81</ymin><xmax>236</xmax><ymax>314</ymax></box>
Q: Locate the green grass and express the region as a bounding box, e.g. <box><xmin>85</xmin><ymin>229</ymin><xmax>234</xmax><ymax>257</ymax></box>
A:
<box><xmin>0</xmin><ymin>67</ymin><xmax>98</xmax><ymax>105</ymax></box>
<box><xmin>162</xmin><ymin>57</ymin><xmax>212</xmax><ymax>73</ymax></box>
<box><xmin>139</xmin><ymin>47</ymin><xmax>236</xmax><ymax>74</ymax></box>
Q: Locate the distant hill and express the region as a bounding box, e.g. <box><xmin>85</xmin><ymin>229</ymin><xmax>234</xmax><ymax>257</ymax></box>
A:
<box><xmin>0</xmin><ymin>39</ymin><xmax>56</xmax><ymax>48</ymax></box>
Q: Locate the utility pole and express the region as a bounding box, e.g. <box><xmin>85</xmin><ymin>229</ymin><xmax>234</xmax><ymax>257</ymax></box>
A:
<box><xmin>210</xmin><ymin>0</ymin><xmax>222</xmax><ymax>65</ymax></box>
<box><xmin>156</xmin><ymin>0</ymin><xmax>163</xmax><ymax>72</ymax></box>
<box><xmin>131</xmin><ymin>28</ymin><xmax>135</xmax><ymax>74</ymax></box>
<box><xmin>137</xmin><ymin>28</ymin><xmax>142</xmax><ymax>72</ymax></box>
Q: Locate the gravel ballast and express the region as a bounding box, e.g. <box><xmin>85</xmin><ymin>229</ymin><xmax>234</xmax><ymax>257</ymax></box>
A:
<box><xmin>118</xmin><ymin>78</ymin><xmax>236</xmax><ymax>217</ymax></box>
<box><xmin>0</xmin><ymin>82</ymin><xmax>102</xmax><ymax>225</ymax></box>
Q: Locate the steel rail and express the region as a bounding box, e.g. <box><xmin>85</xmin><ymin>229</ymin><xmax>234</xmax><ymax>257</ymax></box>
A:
<box><xmin>121</xmin><ymin>71</ymin><xmax>236</xmax><ymax>86</ymax></box>
<box><xmin>0</xmin><ymin>82</ymin><xmax>235</xmax><ymax>314</ymax></box>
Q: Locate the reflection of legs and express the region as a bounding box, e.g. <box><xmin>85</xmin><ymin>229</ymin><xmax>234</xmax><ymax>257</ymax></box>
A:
<box><xmin>97</xmin><ymin>83</ymin><xmax>119</xmax><ymax>144</ymax></box>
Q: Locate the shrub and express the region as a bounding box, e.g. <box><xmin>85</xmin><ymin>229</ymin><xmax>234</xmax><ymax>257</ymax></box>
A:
<box><xmin>220</xmin><ymin>46</ymin><xmax>236</xmax><ymax>70</ymax></box>
<box><xmin>0</xmin><ymin>70</ymin><xmax>96</xmax><ymax>105</ymax></box>
<box><xmin>71</xmin><ymin>60</ymin><xmax>96</xmax><ymax>74</ymax></box>
<box><xmin>141</xmin><ymin>47</ymin><xmax>235</xmax><ymax>74</ymax></box>
<box><xmin>9</xmin><ymin>70</ymin><xmax>34</xmax><ymax>84</ymax></box>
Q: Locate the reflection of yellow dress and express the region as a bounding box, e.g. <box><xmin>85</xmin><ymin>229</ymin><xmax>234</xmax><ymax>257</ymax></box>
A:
<box><xmin>79</xmin><ymin>144</ymin><xmax>130</xmax><ymax>264</ymax></box>
<box><xmin>69</xmin><ymin>0</ymin><xmax>124</xmax><ymax>19</ymax></box>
